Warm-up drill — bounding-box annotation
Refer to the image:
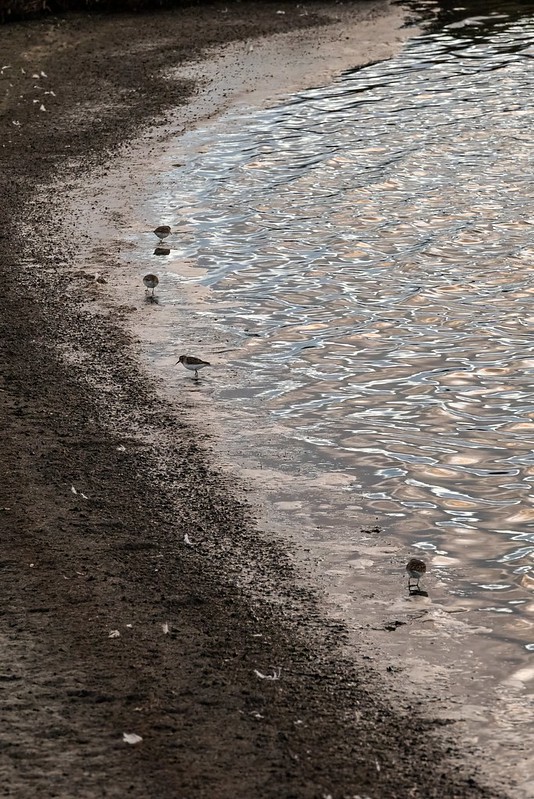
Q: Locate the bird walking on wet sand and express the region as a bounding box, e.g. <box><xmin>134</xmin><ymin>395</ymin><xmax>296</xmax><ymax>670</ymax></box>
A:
<box><xmin>154</xmin><ymin>225</ymin><xmax>171</xmax><ymax>242</ymax></box>
<box><xmin>406</xmin><ymin>558</ymin><xmax>427</xmax><ymax>593</ymax></box>
<box><xmin>176</xmin><ymin>354</ymin><xmax>211</xmax><ymax>379</ymax></box>
<box><xmin>143</xmin><ymin>274</ymin><xmax>159</xmax><ymax>296</ymax></box>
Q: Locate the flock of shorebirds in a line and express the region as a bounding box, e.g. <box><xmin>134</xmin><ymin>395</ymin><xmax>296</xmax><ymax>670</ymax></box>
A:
<box><xmin>143</xmin><ymin>226</ymin><xmax>211</xmax><ymax>381</ymax></box>
<box><xmin>146</xmin><ymin>225</ymin><xmax>428</xmax><ymax>595</ymax></box>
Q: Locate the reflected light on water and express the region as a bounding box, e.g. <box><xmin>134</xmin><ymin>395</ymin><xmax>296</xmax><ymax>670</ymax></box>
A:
<box><xmin>143</xmin><ymin>6</ymin><xmax>534</xmax><ymax>649</ymax></box>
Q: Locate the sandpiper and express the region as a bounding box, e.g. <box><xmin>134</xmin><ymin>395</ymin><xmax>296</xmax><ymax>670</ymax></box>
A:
<box><xmin>154</xmin><ymin>225</ymin><xmax>171</xmax><ymax>241</ymax></box>
<box><xmin>406</xmin><ymin>558</ymin><xmax>427</xmax><ymax>593</ymax></box>
<box><xmin>143</xmin><ymin>274</ymin><xmax>159</xmax><ymax>296</ymax></box>
<box><xmin>176</xmin><ymin>355</ymin><xmax>211</xmax><ymax>379</ymax></box>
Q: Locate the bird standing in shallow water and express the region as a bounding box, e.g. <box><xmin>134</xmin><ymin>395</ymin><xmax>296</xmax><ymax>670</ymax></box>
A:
<box><xmin>154</xmin><ymin>225</ymin><xmax>171</xmax><ymax>242</ymax></box>
<box><xmin>143</xmin><ymin>274</ymin><xmax>159</xmax><ymax>296</ymax></box>
<box><xmin>406</xmin><ymin>558</ymin><xmax>427</xmax><ymax>593</ymax></box>
<box><xmin>176</xmin><ymin>355</ymin><xmax>211</xmax><ymax>379</ymax></box>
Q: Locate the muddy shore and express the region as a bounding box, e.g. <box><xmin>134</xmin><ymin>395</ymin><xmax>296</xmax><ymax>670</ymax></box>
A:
<box><xmin>0</xmin><ymin>3</ymin><xmax>508</xmax><ymax>797</ymax></box>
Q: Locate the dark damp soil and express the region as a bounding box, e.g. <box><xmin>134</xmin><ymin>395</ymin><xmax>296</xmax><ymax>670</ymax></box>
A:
<box><xmin>0</xmin><ymin>3</ymin><xmax>503</xmax><ymax>798</ymax></box>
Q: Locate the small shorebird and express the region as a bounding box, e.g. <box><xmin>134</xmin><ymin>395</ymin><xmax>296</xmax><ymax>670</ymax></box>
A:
<box><xmin>406</xmin><ymin>558</ymin><xmax>427</xmax><ymax>593</ymax></box>
<box><xmin>154</xmin><ymin>225</ymin><xmax>171</xmax><ymax>241</ymax></box>
<box><xmin>176</xmin><ymin>354</ymin><xmax>211</xmax><ymax>379</ymax></box>
<box><xmin>143</xmin><ymin>274</ymin><xmax>159</xmax><ymax>296</ymax></box>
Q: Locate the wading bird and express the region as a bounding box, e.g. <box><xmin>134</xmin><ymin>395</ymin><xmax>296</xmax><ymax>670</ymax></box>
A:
<box><xmin>176</xmin><ymin>355</ymin><xmax>211</xmax><ymax>379</ymax></box>
<box><xmin>143</xmin><ymin>274</ymin><xmax>159</xmax><ymax>296</ymax></box>
<box><xmin>154</xmin><ymin>225</ymin><xmax>171</xmax><ymax>242</ymax></box>
<box><xmin>406</xmin><ymin>558</ymin><xmax>427</xmax><ymax>593</ymax></box>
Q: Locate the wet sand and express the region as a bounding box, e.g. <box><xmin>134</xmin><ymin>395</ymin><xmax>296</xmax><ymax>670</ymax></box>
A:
<box><xmin>0</xmin><ymin>2</ymin><xmax>516</xmax><ymax>797</ymax></box>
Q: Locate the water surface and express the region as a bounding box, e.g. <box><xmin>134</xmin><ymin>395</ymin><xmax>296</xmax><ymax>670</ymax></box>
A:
<box><xmin>144</xmin><ymin>5</ymin><xmax>534</xmax><ymax>652</ymax></box>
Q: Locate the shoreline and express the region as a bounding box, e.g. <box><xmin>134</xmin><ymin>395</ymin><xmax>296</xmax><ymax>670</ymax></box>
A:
<box><xmin>0</xmin><ymin>2</ymin><xmax>520</xmax><ymax>796</ymax></box>
<box><xmin>81</xmin><ymin>11</ymin><xmax>533</xmax><ymax>797</ymax></box>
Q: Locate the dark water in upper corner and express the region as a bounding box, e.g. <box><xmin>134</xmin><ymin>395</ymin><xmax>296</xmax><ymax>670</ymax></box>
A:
<box><xmin>142</xmin><ymin>2</ymin><xmax>534</xmax><ymax>652</ymax></box>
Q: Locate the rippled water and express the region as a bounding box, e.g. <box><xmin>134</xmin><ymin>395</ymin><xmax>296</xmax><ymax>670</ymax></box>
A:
<box><xmin>146</xmin><ymin>6</ymin><xmax>534</xmax><ymax>647</ymax></box>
